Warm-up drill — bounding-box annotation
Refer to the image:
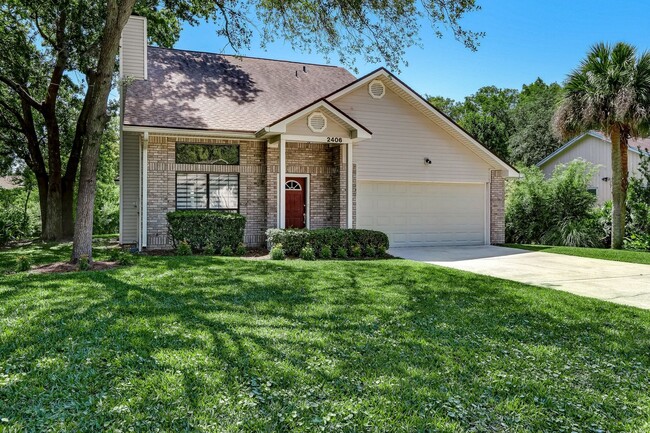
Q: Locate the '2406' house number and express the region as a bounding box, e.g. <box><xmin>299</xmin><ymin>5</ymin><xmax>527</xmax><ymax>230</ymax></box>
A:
<box><xmin>326</xmin><ymin>137</ymin><xmax>343</xmax><ymax>143</ymax></box>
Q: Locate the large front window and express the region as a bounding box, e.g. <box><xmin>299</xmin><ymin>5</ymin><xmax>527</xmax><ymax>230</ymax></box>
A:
<box><xmin>176</xmin><ymin>173</ymin><xmax>239</xmax><ymax>211</ymax></box>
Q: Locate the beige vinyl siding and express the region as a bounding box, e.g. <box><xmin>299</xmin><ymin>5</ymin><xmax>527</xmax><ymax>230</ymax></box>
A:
<box><xmin>120</xmin><ymin>16</ymin><xmax>146</xmax><ymax>79</ymax></box>
<box><xmin>121</xmin><ymin>131</ymin><xmax>140</xmax><ymax>243</ymax></box>
<box><xmin>285</xmin><ymin>111</ymin><xmax>350</xmax><ymax>138</ymax></box>
<box><xmin>332</xmin><ymin>83</ymin><xmax>493</xmax><ymax>182</ymax></box>
<box><xmin>540</xmin><ymin>135</ymin><xmax>644</xmax><ymax>204</ymax></box>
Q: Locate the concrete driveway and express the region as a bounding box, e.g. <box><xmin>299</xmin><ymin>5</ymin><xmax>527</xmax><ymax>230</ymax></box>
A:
<box><xmin>390</xmin><ymin>245</ymin><xmax>650</xmax><ymax>309</ymax></box>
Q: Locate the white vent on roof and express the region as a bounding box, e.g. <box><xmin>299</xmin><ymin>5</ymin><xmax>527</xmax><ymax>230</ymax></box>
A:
<box><xmin>307</xmin><ymin>112</ymin><xmax>327</xmax><ymax>132</ymax></box>
<box><xmin>368</xmin><ymin>79</ymin><xmax>385</xmax><ymax>99</ymax></box>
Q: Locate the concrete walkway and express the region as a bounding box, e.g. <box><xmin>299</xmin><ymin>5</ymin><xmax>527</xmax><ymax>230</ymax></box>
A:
<box><xmin>390</xmin><ymin>245</ymin><xmax>650</xmax><ymax>310</ymax></box>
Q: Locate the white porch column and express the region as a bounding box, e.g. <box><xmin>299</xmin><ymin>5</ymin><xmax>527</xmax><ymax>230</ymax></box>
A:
<box><xmin>347</xmin><ymin>141</ymin><xmax>353</xmax><ymax>228</ymax></box>
<box><xmin>140</xmin><ymin>132</ymin><xmax>149</xmax><ymax>249</ymax></box>
<box><xmin>279</xmin><ymin>137</ymin><xmax>286</xmax><ymax>228</ymax></box>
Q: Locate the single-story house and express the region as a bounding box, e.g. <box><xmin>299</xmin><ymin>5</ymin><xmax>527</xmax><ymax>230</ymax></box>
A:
<box><xmin>118</xmin><ymin>16</ymin><xmax>518</xmax><ymax>250</ymax></box>
<box><xmin>537</xmin><ymin>131</ymin><xmax>650</xmax><ymax>204</ymax></box>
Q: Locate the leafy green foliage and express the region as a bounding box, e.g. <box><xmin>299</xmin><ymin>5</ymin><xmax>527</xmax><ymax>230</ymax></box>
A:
<box><xmin>1</xmin><ymin>256</ymin><xmax>650</xmax><ymax>431</ymax></box>
<box><xmin>235</xmin><ymin>243</ymin><xmax>247</xmax><ymax>256</ymax></box>
<box><xmin>14</xmin><ymin>255</ymin><xmax>31</xmax><ymax>272</ymax></box>
<box><xmin>319</xmin><ymin>244</ymin><xmax>332</xmax><ymax>259</ymax></box>
<box><xmin>266</xmin><ymin>228</ymin><xmax>389</xmax><ymax>257</ymax></box>
<box><xmin>299</xmin><ymin>244</ymin><xmax>316</xmax><ymax>261</ymax></box>
<box><xmin>167</xmin><ymin>210</ymin><xmax>246</xmax><ymax>252</ymax></box>
<box><xmin>429</xmin><ymin>86</ymin><xmax>519</xmax><ymax>161</ymax></box>
<box><xmin>93</xmin><ymin>119</ymin><xmax>120</xmax><ymax>235</ymax></box>
<box><xmin>335</xmin><ymin>246</ymin><xmax>348</xmax><ymax>259</ymax></box>
<box><xmin>176</xmin><ymin>240</ymin><xmax>192</xmax><ymax>256</ymax></box>
<box><xmin>624</xmin><ymin>233</ymin><xmax>650</xmax><ymax>251</ymax></box>
<box><xmin>220</xmin><ymin>245</ymin><xmax>234</xmax><ymax>256</ymax></box>
<box><xmin>202</xmin><ymin>242</ymin><xmax>215</xmax><ymax>256</ymax></box>
<box><xmin>553</xmin><ymin>42</ymin><xmax>650</xmax><ymax>249</ymax></box>
<box><xmin>364</xmin><ymin>245</ymin><xmax>377</xmax><ymax>258</ymax></box>
<box><xmin>175</xmin><ymin>143</ymin><xmax>239</xmax><ymax>165</ymax></box>
<box><xmin>270</xmin><ymin>243</ymin><xmax>285</xmax><ymax>260</ymax></box>
<box><xmin>508</xmin><ymin>79</ymin><xmax>564</xmax><ymax>166</ymax></box>
<box><xmin>350</xmin><ymin>244</ymin><xmax>362</xmax><ymax>258</ymax></box>
<box><xmin>506</xmin><ymin>160</ymin><xmax>601</xmax><ymax>246</ymax></box>
<box><xmin>0</xmin><ymin>187</ymin><xmax>36</xmax><ymax>245</ymax></box>
<box><xmin>627</xmin><ymin>152</ymin><xmax>650</xmax><ymax>246</ymax></box>
<box><xmin>77</xmin><ymin>255</ymin><xmax>90</xmax><ymax>271</ymax></box>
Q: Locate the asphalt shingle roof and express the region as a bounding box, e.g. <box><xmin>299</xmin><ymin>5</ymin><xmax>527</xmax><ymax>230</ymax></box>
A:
<box><xmin>123</xmin><ymin>47</ymin><xmax>357</xmax><ymax>132</ymax></box>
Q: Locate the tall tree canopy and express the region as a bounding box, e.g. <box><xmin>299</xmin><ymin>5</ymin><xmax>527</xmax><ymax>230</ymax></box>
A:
<box><xmin>0</xmin><ymin>0</ymin><xmax>483</xmax><ymax>260</ymax></box>
<box><xmin>553</xmin><ymin>42</ymin><xmax>650</xmax><ymax>249</ymax></box>
<box><xmin>508</xmin><ymin>78</ymin><xmax>563</xmax><ymax>166</ymax></box>
<box><xmin>428</xmin><ymin>86</ymin><xmax>518</xmax><ymax>160</ymax></box>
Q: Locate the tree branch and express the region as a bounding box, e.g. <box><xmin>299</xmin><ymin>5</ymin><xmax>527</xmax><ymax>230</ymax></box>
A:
<box><xmin>0</xmin><ymin>76</ymin><xmax>43</xmax><ymax>111</ymax></box>
<box><xmin>33</xmin><ymin>12</ymin><xmax>57</xmax><ymax>48</ymax></box>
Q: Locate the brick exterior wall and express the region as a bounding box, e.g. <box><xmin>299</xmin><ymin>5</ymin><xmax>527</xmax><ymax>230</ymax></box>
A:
<box><xmin>145</xmin><ymin>135</ymin><xmax>267</xmax><ymax>248</ymax></box>
<box><xmin>286</xmin><ymin>142</ymin><xmax>337</xmax><ymax>228</ymax></box>
<box><xmin>490</xmin><ymin>169</ymin><xmax>505</xmax><ymax>244</ymax></box>
<box><xmin>143</xmin><ymin>134</ymin><xmax>348</xmax><ymax>249</ymax></box>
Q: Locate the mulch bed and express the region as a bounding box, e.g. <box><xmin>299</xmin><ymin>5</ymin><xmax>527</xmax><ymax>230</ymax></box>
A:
<box><xmin>30</xmin><ymin>261</ymin><xmax>120</xmax><ymax>274</ymax></box>
<box><xmin>140</xmin><ymin>247</ymin><xmax>270</xmax><ymax>258</ymax></box>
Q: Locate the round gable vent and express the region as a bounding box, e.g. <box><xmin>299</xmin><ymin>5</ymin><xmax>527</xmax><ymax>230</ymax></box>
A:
<box><xmin>307</xmin><ymin>112</ymin><xmax>327</xmax><ymax>132</ymax></box>
<box><xmin>368</xmin><ymin>79</ymin><xmax>386</xmax><ymax>99</ymax></box>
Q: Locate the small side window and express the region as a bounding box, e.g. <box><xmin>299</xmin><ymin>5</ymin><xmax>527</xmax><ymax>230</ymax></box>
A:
<box><xmin>587</xmin><ymin>187</ymin><xmax>597</xmax><ymax>196</ymax></box>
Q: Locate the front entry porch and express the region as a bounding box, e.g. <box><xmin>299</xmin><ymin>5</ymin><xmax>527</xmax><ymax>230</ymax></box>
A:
<box><xmin>265</xmin><ymin>137</ymin><xmax>354</xmax><ymax>231</ymax></box>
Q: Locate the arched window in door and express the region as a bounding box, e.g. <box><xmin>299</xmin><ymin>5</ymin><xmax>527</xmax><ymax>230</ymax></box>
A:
<box><xmin>285</xmin><ymin>180</ymin><xmax>302</xmax><ymax>190</ymax></box>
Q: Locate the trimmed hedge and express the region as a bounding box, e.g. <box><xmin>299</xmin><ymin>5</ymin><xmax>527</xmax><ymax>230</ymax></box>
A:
<box><xmin>167</xmin><ymin>210</ymin><xmax>246</xmax><ymax>252</ymax></box>
<box><xmin>266</xmin><ymin>228</ymin><xmax>389</xmax><ymax>257</ymax></box>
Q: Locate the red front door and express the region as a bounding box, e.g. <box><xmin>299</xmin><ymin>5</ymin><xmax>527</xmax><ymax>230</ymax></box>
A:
<box><xmin>285</xmin><ymin>177</ymin><xmax>306</xmax><ymax>229</ymax></box>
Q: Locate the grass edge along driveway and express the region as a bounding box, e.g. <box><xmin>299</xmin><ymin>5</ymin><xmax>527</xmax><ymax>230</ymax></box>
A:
<box><xmin>1</xmin><ymin>256</ymin><xmax>650</xmax><ymax>432</ymax></box>
<box><xmin>504</xmin><ymin>243</ymin><xmax>650</xmax><ymax>266</ymax></box>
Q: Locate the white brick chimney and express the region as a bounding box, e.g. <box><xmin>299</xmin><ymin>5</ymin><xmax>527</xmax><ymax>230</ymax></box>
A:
<box><xmin>120</xmin><ymin>16</ymin><xmax>147</xmax><ymax>80</ymax></box>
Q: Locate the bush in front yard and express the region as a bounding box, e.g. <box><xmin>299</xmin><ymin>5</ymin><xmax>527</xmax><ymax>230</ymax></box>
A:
<box><xmin>167</xmin><ymin>211</ymin><xmax>246</xmax><ymax>252</ymax></box>
<box><xmin>270</xmin><ymin>243</ymin><xmax>285</xmax><ymax>260</ymax></box>
<box><xmin>299</xmin><ymin>244</ymin><xmax>316</xmax><ymax>261</ymax></box>
<box><xmin>319</xmin><ymin>244</ymin><xmax>332</xmax><ymax>259</ymax></box>
<box><xmin>266</xmin><ymin>228</ymin><xmax>389</xmax><ymax>257</ymax></box>
<box><xmin>176</xmin><ymin>240</ymin><xmax>192</xmax><ymax>256</ymax></box>
<box><xmin>506</xmin><ymin>161</ymin><xmax>602</xmax><ymax>247</ymax></box>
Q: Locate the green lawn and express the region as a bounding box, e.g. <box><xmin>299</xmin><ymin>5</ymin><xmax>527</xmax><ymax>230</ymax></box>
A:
<box><xmin>1</xmin><ymin>256</ymin><xmax>650</xmax><ymax>432</ymax></box>
<box><xmin>0</xmin><ymin>236</ymin><xmax>118</xmax><ymax>273</ymax></box>
<box><xmin>504</xmin><ymin>243</ymin><xmax>650</xmax><ymax>265</ymax></box>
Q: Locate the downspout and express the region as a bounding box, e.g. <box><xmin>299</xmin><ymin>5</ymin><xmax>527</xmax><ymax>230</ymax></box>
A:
<box><xmin>347</xmin><ymin>142</ymin><xmax>353</xmax><ymax>228</ymax></box>
<box><xmin>141</xmin><ymin>131</ymin><xmax>149</xmax><ymax>250</ymax></box>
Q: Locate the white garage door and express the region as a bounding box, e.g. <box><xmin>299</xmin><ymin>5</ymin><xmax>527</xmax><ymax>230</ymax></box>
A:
<box><xmin>357</xmin><ymin>181</ymin><xmax>486</xmax><ymax>247</ymax></box>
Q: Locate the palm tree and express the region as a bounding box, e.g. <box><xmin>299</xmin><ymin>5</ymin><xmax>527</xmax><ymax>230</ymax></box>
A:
<box><xmin>554</xmin><ymin>42</ymin><xmax>650</xmax><ymax>249</ymax></box>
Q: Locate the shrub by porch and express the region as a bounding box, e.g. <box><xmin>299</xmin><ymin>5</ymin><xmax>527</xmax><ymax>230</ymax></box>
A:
<box><xmin>167</xmin><ymin>211</ymin><xmax>246</xmax><ymax>252</ymax></box>
<box><xmin>266</xmin><ymin>228</ymin><xmax>389</xmax><ymax>257</ymax></box>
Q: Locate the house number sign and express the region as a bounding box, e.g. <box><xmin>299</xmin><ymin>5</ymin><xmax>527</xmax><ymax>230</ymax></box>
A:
<box><xmin>326</xmin><ymin>137</ymin><xmax>344</xmax><ymax>143</ymax></box>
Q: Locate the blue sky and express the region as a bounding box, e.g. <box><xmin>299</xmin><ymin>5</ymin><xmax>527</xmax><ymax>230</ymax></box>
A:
<box><xmin>175</xmin><ymin>0</ymin><xmax>648</xmax><ymax>101</ymax></box>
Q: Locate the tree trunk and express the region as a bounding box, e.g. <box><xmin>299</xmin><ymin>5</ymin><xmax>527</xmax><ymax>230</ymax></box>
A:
<box><xmin>60</xmin><ymin>177</ymin><xmax>75</xmax><ymax>239</ymax></box>
<box><xmin>72</xmin><ymin>0</ymin><xmax>137</xmax><ymax>262</ymax></box>
<box><xmin>610</xmin><ymin>126</ymin><xmax>626</xmax><ymax>249</ymax></box>
<box><xmin>43</xmin><ymin>177</ymin><xmax>63</xmax><ymax>241</ymax></box>
<box><xmin>35</xmin><ymin>174</ymin><xmax>49</xmax><ymax>236</ymax></box>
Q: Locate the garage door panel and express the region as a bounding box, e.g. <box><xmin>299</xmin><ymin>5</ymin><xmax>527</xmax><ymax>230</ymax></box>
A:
<box><xmin>357</xmin><ymin>181</ymin><xmax>486</xmax><ymax>247</ymax></box>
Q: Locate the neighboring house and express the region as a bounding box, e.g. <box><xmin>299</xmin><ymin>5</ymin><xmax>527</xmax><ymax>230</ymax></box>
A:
<box><xmin>537</xmin><ymin>131</ymin><xmax>650</xmax><ymax>204</ymax></box>
<box><xmin>119</xmin><ymin>16</ymin><xmax>518</xmax><ymax>250</ymax></box>
<box><xmin>0</xmin><ymin>176</ymin><xmax>20</xmax><ymax>190</ymax></box>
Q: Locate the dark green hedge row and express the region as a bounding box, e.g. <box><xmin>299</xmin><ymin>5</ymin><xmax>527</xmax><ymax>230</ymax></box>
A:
<box><xmin>167</xmin><ymin>210</ymin><xmax>246</xmax><ymax>251</ymax></box>
<box><xmin>266</xmin><ymin>228</ymin><xmax>389</xmax><ymax>257</ymax></box>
